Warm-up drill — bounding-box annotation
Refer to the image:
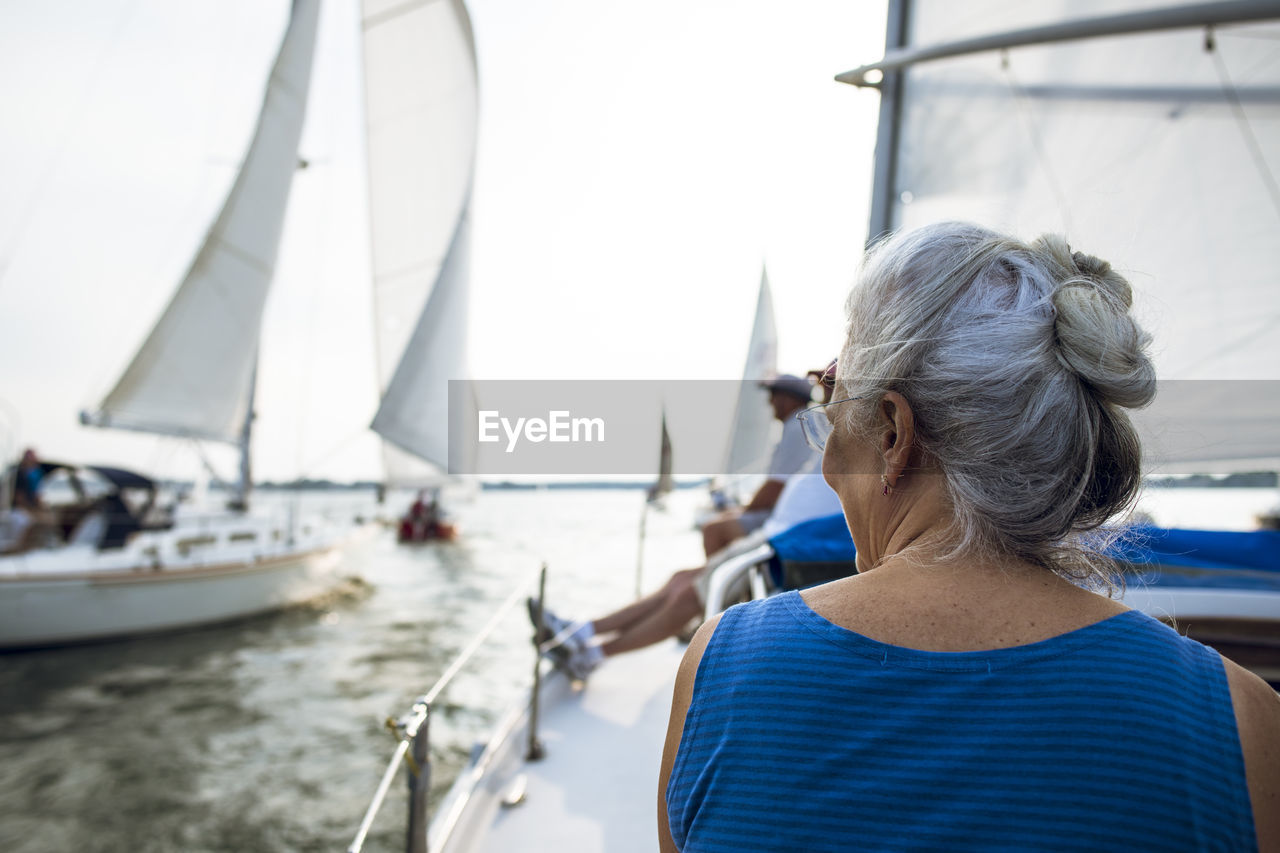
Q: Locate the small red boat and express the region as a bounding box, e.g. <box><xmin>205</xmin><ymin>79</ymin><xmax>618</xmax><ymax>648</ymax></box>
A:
<box><xmin>397</xmin><ymin>518</ymin><xmax>458</xmax><ymax>543</ymax></box>
<box><xmin>397</xmin><ymin>491</ymin><xmax>457</xmax><ymax>542</ymax></box>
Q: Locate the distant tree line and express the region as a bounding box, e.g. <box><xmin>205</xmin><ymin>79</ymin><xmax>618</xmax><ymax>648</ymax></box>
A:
<box><xmin>1145</xmin><ymin>472</ymin><xmax>1278</xmax><ymax>489</ymax></box>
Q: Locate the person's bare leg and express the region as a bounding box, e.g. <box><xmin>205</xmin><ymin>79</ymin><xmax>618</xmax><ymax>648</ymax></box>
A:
<box><xmin>599</xmin><ymin>578</ymin><xmax>703</xmax><ymax>656</ymax></box>
<box><xmin>702</xmin><ymin>516</ymin><xmax>745</xmax><ymax>558</ymax></box>
<box><xmin>592</xmin><ymin>568</ymin><xmax>701</xmax><ymax>635</ymax></box>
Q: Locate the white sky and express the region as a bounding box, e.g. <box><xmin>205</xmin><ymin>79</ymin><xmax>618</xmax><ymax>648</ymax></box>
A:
<box><xmin>0</xmin><ymin>0</ymin><xmax>887</xmax><ymax>482</ymax></box>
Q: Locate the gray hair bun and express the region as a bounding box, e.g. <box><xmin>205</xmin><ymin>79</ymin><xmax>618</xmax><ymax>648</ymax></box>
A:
<box><xmin>1034</xmin><ymin>234</ymin><xmax>1156</xmax><ymax>410</ymax></box>
<box><xmin>840</xmin><ymin>222</ymin><xmax>1156</xmax><ymax>586</ymax></box>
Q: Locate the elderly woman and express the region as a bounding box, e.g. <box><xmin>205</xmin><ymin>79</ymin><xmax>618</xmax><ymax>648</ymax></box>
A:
<box><xmin>659</xmin><ymin>223</ymin><xmax>1278</xmax><ymax>852</ymax></box>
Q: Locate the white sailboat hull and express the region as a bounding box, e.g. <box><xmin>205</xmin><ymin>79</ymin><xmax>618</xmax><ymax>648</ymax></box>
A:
<box><xmin>0</xmin><ymin>518</ymin><xmax>363</xmax><ymax>650</ymax></box>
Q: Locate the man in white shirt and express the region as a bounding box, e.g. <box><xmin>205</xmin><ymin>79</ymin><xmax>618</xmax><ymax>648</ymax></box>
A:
<box><xmin>700</xmin><ymin>373</ymin><xmax>817</xmax><ymax>557</ymax></box>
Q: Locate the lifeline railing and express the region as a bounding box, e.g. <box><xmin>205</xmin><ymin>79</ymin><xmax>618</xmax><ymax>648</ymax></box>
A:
<box><xmin>347</xmin><ymin>563</ymin><xmax>550</xmax><ymax>853</ymax></box>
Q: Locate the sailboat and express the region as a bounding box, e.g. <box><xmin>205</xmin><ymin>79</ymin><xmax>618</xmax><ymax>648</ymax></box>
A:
<box><xmin>0</xmin><ymin>0</ymin><xmax>479</xmax><ymax>647</ymax></box>
<box><xmin>649</xmin><ymin>411</ymin><xmax>675</xmax><ymax>505</ymax></box>
<box><xmin>706</xmin><ymin>268</ymin><xmax>778</xmax><ymax>514</ymax></box>
<box><xmin>364</xmin><ymin>0</ymin><xmax>478</xmax><ymax>493</ymax></box>
<box><xmin>0</xmin><ymin>0</ymin><xmax>355</xmax><ymax>649</ymax></box>
<box><xmin>1</xmin><ymin>0</ymin><xmax>480</xmax><ymax>646</ymax></box>
<box><xmin>0</xmin><ymin>0</ymin><xmax>460</xmax><ymax>645</ymax></box>
<box><xmin>363</xmin><ymin>0</ymin><xmax>478</xmax><ymax>540</ymax></box>
<box><xmin>343</xmin><ymin>3</ymin><xmax>1280</xmax><ymax>850</ymax></box>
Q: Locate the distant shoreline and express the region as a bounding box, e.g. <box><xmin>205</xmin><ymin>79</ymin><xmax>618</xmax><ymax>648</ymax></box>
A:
<box><xmin>244</xmin><ymin>478</ymin><xmax>715</xmax><ymax>492</ymax></box>
<box><xmin>1143</xmin><ymin>472</ymin><xmax>1277</xmax><ymax>489</ymax></box>
<box><xmin>234</xmin><ymin>473</ymin><xmax>1277</xmax><ymax>491</ymax></box>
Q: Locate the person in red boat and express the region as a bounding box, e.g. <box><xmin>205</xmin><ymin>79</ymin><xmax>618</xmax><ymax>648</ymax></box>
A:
<box><xmin>398</xmin><ymin>488</ymin><xmax>455</xmax><ymax>542</ymax></box>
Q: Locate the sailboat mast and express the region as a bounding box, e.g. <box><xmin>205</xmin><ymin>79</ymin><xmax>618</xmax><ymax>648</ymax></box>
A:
<box><xmin>865</xmin><ymin>0</ymin><xmax>910</xmax><ymax>245</ymax></box>
<box><xmin>229</xmin><ymin>362</ymin><xmax>257</xmax><ymax>512</ymax></box>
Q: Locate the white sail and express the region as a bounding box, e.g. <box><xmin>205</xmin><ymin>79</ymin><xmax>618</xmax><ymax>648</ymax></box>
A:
<box><xmin>370</xmin><ymin>210</ymin><xmax>472</xmax><ymax>472</ymax></box>
<box><xmin>642</xmin><ymin>408</ymin><xmax>674</xmax><ymax>504</ymax></box>
<box><xmin>362</xmin><ymin>0</ymin><xmax>479</xmax><ymax>482</ymax></box>
<box><xmin>655</xmin><ymin>411</ymin><xmax>675</xmax><ymax>498</ymax></box>
<box><xmin>723</xmin><ymin>268</ymin><xmax>779</xmax><ymax>478</ymax></box>
<box><xmin>858</xmin><ymin>0</ymin><xmax>1280</xmax><ymax>473</ymax></box>
<box><xmin>87</xmin><ymin>0</ymin><xmax>321</xmax><ymax>444</ymax></box>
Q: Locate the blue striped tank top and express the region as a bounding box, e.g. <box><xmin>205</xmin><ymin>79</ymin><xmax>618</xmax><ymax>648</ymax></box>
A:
<box><xmin>666</xmin><ymin>590</ymin><xmax>1255</xmax><ymax>852</ymax></box>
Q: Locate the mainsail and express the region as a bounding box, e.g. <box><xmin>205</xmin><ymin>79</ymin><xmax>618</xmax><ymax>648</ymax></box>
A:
<box><xmin>362</xmin><ymin>0</ymin><xmax>479</xmax><ymax>481</ymax></box>
<box><xmin>842</xmin><ymin>0</ymin><xmax>1280</xmax><ymax>473</ymax></box>
<box><xmin>722</xmin><ymin>268</ymin><xmax>779</xmax><ymax>480</ymax></box>
<box><xmin>85</xmin><ymin>0</ymin><xmax>321</xmax><ymax>444</ymax></box>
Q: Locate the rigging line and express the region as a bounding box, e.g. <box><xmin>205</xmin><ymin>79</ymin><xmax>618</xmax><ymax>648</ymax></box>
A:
<box><xmin>101</xmin><ymin>4</ymin><xmax>319</xmax><ymax>419</ymax></box>
<box><xmin>284</xmin><ymin>75</ymin><xmax>343</xmax><ymax>481</ymax></box>
<box><xmin>190</xmin><ymin>439</ymin><xmax>234</xmax><ymax>492</ymax></box>
<box><xmin>85</xmin><ymin>7</ymin><xmax>238</xmax><ymax>410</ymax></box>
<box><xmin>1000</xmin><ymin>52</ymin><xmax>1074</xmax><ymax>235</ymax></box>
<box><xmin>0</xmin><ymin>0</ymin><xmax>141</xmax><ymax>296</ymax></box>
<box><xmin>1208</xmin><ymin>31</ymin><xmax>1280</xmax><ymax>223</ymax></box>
<box><xmin>1216</xmin><ymin>28</ymin><xmax>1280</xmax><ymax>79</ymax></box>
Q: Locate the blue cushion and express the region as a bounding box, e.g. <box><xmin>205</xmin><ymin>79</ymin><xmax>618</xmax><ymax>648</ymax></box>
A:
<box><xmin>1109</xmin><ymin>525</ymin><xmax>1280</xmax><ymax>572</ymax></box>
<box><xmin>769</xmin><ymin>513</ymin><xmax>855</xmax><ymax>563</ymax></box>
<box><xmin>1109</xmin><ymin>525</ymin><xmax>1280</xmax><ymax>591</ymax></box>
<box><xmin>767</xmin><ymin>518</ymin><xmax>1280</xmax><ymax>592</ymax></box>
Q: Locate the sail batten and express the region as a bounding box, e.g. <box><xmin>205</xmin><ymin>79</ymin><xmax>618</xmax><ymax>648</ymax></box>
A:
<box><xmin>87</xmin><ymin>0</ymin><xmax>321</xmax><ymax>445</ymax></box>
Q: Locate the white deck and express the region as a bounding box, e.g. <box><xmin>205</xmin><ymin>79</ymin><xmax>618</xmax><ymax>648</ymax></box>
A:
<box><xmin>435</xmin><ymin>640</ymin><xmax>685</xmax><ymax>853</ymax></box>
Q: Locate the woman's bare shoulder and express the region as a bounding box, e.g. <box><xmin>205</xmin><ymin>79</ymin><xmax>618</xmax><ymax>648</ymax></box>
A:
<box><xmin>659</xmin><ymin>612</ymin><xmax>724</xmax><ymax>853</ymax></box>
<box><xmin>1223</xmin><ymin>658</ymin><xmax>1280</xmax><ymax>850</ymax></box>
<box><xmin>675</xmin><ymin>613</ymin><xmax>723</xmax><ymax>696</ymax></box>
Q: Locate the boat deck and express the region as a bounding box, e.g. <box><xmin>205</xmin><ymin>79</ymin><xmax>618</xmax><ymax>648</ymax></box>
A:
<box><xmin>428</xmin><ymin>576</ymin><xmax>1280</xmax><ymax>852</ymax></box>
<box><xmin>437</xmin><ymin>640</ymin><xmax>684</xmax><ymax>853</ymax></box>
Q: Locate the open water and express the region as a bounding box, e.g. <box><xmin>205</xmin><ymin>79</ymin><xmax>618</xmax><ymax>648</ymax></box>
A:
<box><xmin>0</xmin><ymin>485</ymin><xmax>1274</xmax><ymax>852</ymax></box>
<box><xmin>0</xmin><ymin>487</ymin><xmax>707</xmax><ymax>852</ymax></box>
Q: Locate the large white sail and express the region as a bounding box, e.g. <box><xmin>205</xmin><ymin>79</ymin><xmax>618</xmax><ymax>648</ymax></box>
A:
<box><xmin>86</xmin><ymin>0</ymin><xmax>321</xmax><ymax>443</ymax></box>
<box><xmin>370</xmin><ymin>209</ymin><xmax>472</xmax><ymax>472</ymax></box>
<box><xmin>849</xmin><ymin>0</ymin><xmax>1280</xmax><ymax>472</ymax></box>
<box><xmin>362</xmin><ymin>0</ymin><xmax>479</xmax><ymax>482</ymax></box>
<box><xmin>723</xmin><ymin>268</ymin><xmax>779</xmax><ymax>478</ymax></box>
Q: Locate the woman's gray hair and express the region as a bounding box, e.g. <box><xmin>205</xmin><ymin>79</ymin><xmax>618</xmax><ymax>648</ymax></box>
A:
<box><xmin>837</xmin><ymin>221</ymin><xmax>1156</xmax><ymax>587</ymax></box>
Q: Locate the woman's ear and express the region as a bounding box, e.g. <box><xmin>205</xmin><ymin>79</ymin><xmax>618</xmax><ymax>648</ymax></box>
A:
<box><xmin>878</xmin><ymin>391</ymin><xmax>916</xmax><ymax>482</ymax></box>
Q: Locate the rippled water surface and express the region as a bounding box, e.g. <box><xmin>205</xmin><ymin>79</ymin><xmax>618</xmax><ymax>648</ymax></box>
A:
<box><xmin>0</xmin><ymin>488</ymin><xmax>707</xmax><ymax>852</ymax></box>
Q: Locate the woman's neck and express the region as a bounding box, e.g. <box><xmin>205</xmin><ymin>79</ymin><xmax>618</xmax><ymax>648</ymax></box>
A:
<box><xmin>807</xmin><ymin>547</ymin><xmax>1128</xmax><ymax>652</ymax></box>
